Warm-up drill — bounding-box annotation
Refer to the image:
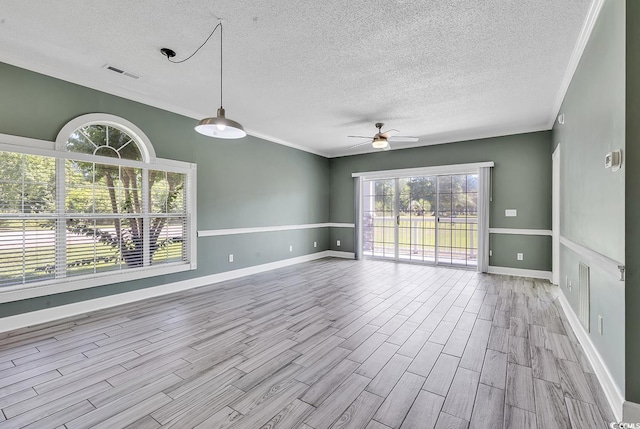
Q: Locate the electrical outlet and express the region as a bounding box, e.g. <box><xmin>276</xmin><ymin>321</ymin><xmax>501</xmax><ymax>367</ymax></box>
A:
<box><xmin>228</xmin><ymin>254</ymin><xmax>234</xmax><ymax>263</ymax></box>
<box><xmin>505</xmin><ymin>209</ymin><xmax>517</xmax><ymax>217</ymax></box>
<box><xmin>489</xmin><ymin>249</ymin><xmax>493</xmax><ymax>257</ymax></box>
<box><xmin>598</xmin><ymin>315</ymin><xmax>604</xmax><ymax>335</ymax></box>
<box><xmin>289</xmin><ymin>245</ymin><xmax>293</xmax><ymax>252</ymax></box>
<box><xmin>337</xmin><ymin>240</ymin><xmax>341</xmax><ymax>247</ymax></box>
<box><xmin>314</xmin><ymin>241</ymin><xmax>317</xmax><ymax>248</ymax></box>
<box><xmin>517</xmin><ymin>253</ymin><xmax>524</xmax><ymax>261</ymax></box>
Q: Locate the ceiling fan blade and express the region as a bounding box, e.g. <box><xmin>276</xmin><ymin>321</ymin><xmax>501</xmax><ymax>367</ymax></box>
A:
<box><xmin>380</xmin><ymin>129</ymin><xmax>399</xmax><ymax>138</ymax></box>
<box><xmin>388</xmin><ymin>136</ymin><xmax>419</xmax><ymax>143</ymax></box>
<box><xmin>349</xmin><ymin>140</ymin><xmax>373</xmax><ymax>149</ymax></box>
<box><xmin>348</xmin><ymin>135</ymin><xmax>374</xmax><ymax>139</ymax></box>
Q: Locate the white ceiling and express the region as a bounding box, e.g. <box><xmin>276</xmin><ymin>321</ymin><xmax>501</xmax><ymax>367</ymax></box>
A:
<box><xmin>0</xmin><ymin>0</ymin><xmax>594</xmax><ymax>157</ymax></box>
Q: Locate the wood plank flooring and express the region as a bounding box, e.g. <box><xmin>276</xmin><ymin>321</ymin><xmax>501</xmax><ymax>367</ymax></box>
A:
<box><xmin>0</xmin><ymin>258</ymin><xmax>615</xmax><ymax>428</ymax></box>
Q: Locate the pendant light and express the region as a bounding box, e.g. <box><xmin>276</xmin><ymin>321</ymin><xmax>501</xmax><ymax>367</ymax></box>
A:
<box><xmin>194</xmin><ymin>22</ymin><xmax>246</xmax><ymax>139</ymax></box>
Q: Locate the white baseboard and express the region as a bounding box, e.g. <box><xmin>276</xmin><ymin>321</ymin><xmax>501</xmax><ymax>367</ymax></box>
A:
<box><xmin>0</xmin><ymin>251</ymin><xmax>345</xmax><ymax>334</ymax></box>
<box><xmin>326</xmin><ymin>251</ymin><xmax>355</xmax><ymax>259</ymax></box>
<box><xmin>624</xmin><ymin>401</ymin><xmax>640</xmax><ymax>422</ymax></box>
<box><xmin>557</xmin><ymin>289</ymin><xmax>624</xmax><ymax>421</ymax></box>
<box><xmin>487</xmin><ymin>266</ymin><xmax>552</xmax><ymax>281</ymax></box>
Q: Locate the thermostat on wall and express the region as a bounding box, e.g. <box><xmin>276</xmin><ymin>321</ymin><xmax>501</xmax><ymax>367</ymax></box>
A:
<box><xmin>605</xmin><ymin>150</ymin><xmax>622</xmax><ymax>172</ymax></box>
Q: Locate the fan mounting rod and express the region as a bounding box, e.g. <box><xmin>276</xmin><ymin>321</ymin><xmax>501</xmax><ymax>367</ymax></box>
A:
<box><xmin>375</xmin><ymin>122</ymin><xmax>384</xmax><ymax>131</ymax></box>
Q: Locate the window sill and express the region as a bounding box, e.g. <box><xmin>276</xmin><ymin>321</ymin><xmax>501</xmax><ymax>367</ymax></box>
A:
<box><xmin>0</xmin><ymin>263</ymin><xmax>195</xmax><ymax>304</ymax></box>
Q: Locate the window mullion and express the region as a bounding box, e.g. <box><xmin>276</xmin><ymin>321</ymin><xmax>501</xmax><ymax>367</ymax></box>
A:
<box><xmin>55</xmin><ymin>158</ymin><xmax>67</xmax><ymax>278</ymax></box>
<box><xmin>142</xmin><ymin>168</ymin><xmax>150</xmax><ymax>267</ymax></box>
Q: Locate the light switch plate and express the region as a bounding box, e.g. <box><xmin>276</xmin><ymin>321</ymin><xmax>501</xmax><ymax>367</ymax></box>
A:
<box><xmin>228</xmin><ymin>254</ymin><xmax>234</xmax><ymax>263</ymax></box>
<box><xmin>337</xmin><ymin>240</ymin><xmax>341</xmax><ymax>247</ymax></box>
<box><xmin>314</xmin><ymin>242</ymin><xmax>317</xmax><ymax>248</ymax></box>
<box><xmin>505</xmin><ymin>209</ymin><xmax>517</xmax><ymax>217</ymax></box>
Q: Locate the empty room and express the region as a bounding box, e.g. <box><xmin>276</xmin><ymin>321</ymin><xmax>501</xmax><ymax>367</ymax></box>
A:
<box><xmin>0</xmin><ymin>0</ymin><xmax>638</xmax><ymax>428</ymax></box>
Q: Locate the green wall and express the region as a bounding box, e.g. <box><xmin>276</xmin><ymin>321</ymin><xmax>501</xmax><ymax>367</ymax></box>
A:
<box><xmin>626</xmin><ymin>0</ymin><xmax>640</xmax><ymax>404</ymax></box>
<box><xmin>329</xmin><ymin>132</ymin><xmax>553</xmax><ymax>271</ymax></box>
<box><xmin>552</xmin><ymin>0</ymin><xmax>626</xmax><ymax>393</ymax></box>
<box><xmin>0</xmin><ymin>62</ymin><xmax>331</xmax><ymax>317</ymax></box>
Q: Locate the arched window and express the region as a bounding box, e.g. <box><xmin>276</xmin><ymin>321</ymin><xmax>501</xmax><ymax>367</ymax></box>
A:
<box><xmin>67</xmin><ymin>124</ymin><xmax>143</xmax><ymax>160</ymax></box>
<box><xmin>0</xmin><ymin>114</ymin><xmax>196</xmax><ymax>299</ymax></box>
<box><xmin>56</xmin><ymin>113</ymin><xmax>156</xmax><ymax>162</ymax></box>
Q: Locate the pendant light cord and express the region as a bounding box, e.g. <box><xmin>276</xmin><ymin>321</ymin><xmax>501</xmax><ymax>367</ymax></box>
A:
<box><xmin>166</xmin><ymin>21</ymin><xmax>223</xmax><ymax>65</ymax></box>
<box><xmin>220</xmin><ymin>23</ymin><xmax>223</xmax><ymax>108</ymax></box>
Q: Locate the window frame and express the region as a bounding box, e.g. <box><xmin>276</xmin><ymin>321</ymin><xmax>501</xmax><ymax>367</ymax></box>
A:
<box><xmin>0</xmin><ymin>114</ymin><xmax>197</xmax><ymax>304</ymax></box>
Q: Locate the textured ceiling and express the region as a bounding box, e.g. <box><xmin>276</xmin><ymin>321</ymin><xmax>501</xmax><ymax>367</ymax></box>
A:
<box><xmin>0</xmin><ymin>0</ymin><xmax>592</xmax><ymax>157</ymax></box>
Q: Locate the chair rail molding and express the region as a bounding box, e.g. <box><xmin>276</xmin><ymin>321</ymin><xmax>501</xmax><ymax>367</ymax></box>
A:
<box><xmin>198</xmin><ymin>222</ymin><xmax>355</xmax><ymax>237</ymax></box>
<box><xmin>489</xmin><ymin>228</ymin><xmax>552</xmax><ymax>236</ymax></box>
<box><xmin>560</xmin><ymin>236</ymin><xmax>625</xmax><ymax>281</ymax></box>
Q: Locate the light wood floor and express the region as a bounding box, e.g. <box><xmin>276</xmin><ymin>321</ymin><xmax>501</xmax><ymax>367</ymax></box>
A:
<box><xmin>0</xmin><ymin>258</ymin><xmax>615</xmax><ymax>429</ymax></box>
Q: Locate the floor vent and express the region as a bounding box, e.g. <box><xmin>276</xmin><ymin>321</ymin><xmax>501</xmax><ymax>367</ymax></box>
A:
<box><xmin>103</xmin><ymin>65</ymin><xmax>140</xmax><ymax>79</ymax></box>
<box><xmin>579</xmin><ymin>262</ymin><xmax>590</xmax><ymax>332</ymax></box>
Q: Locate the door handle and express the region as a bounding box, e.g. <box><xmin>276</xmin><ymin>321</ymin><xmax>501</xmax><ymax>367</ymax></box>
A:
<box><xmin>396</xmin><ymin>215</ymin><xmax>400</xmax><ymax>225</ymax></box>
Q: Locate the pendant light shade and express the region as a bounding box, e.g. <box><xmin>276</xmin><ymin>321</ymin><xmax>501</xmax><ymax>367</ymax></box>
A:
<box><xmin>195</xmin><ymin>107</ymin><xmax>246</xmax><ymax>138</ymax></box>
<box><xmin>193</xmin><ymin>21</ymin><xmax>246</xmax><ymax>139</ymax></box>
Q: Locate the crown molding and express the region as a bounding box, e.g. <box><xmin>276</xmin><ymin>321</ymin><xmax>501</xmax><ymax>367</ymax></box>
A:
<box><xmin>549</xmin><ymin>0</ymin><xmax>606</xmax><ymax>128</ymax></box>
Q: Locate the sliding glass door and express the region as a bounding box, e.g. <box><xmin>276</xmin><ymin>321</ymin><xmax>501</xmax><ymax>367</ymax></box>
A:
<box><xmin>436</xmin><ymin>175</ymin><xmax>478</xmax><ymax>266</ymax></box>
<box><xmin>362</xmin><ymin>173</ymin><xmax>478</xmax><ymax>267</ymax></box>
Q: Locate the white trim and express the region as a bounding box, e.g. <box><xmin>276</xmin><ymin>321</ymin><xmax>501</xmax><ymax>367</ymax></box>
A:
<box><xmin>487</xmin><ymin>266</ymin><xmax>552</xmax><ymax>281</ymax></box>
<box><xmin>0</xmin><ymin>133</ymin><xmax>54</xmax><ymax>150</ymax></box>
<box><xmin>557</xmin><ymin>288</ymin><xmax>624</xmax><ymax>421</ymax></box>
<box><xmin>188</xmin><ymin>163</ymin><xmax>198</xmax><ymax>270</ymax></box>
<box><xmin>489</xmin><ymin>228</ymin><xmax>553</xmax><ymax>236</ymax></box>
<box><xmin>198</xmin><ymin>222</ymin><xmax>354</xmax><ymax>237</ymax></box>
<box><xmin>624</xmin><ymin>401</ymin><xmax>640</xmax><ymax>422</ymax></box>
<box><xmin>327</xmin><ymin>223</ymin><xmax>355</xmax><ymax>228</ymax></box>
<box><xmin>552</xmin><ymin>144</ymin><xmax>561</xmax><ymax>285</ymax></box>
<box><xmin>0</xmin><ymin>133</ymin><xmax>191</xmax><ymax>174</ymax></box>
<box><xmin>478</xmin><ymin>167</ymin><xmax>491</xmax><ymax>273</ymax></box>
<box><xmin>560</xmin><ymin>236</ymin><xmax>625</xmax><ymax>281</ymax></box>
<box><xmin>549</xmin><ymin>0</ymin><xmax>606</xmax><ymax>127</ymax></box>
<box><xmin>351</xmin><ymin>162</ymin><xmax>495</xmax><ymax>179</ymax></box>
<box><xmin>0</xmin><ymin>251</ymin><xmax>345</xmax><ymax>333</ymax></box>
<box><xmin>326</xmin><ymin>251</ymin><xmax>355</xmax><ymax>259</ymax></box>
<box><xmin>54</xmin><ymin>113</ymin><xmax>157</xmax><ymax>162</ymax></box>
<box><xmin>354</xmin><ymin>177</ymin><xmax>364</xmax><ymax>260</ymax></box>
<box><xmin>0</xmin><ymin>263</ymin><xmax>192</xmax><ymax>304</ymax></box>
<box><xmin>244</xmin><ymin>128</ymin><xmax>328</xmax><ymax>157</ymax></box>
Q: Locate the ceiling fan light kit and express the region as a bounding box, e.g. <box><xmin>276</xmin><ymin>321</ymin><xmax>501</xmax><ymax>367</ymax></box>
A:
<box><xmin>348</xmin><ymin>122</ymin><xmax>418</xmax><ymax>151</ymax></box>
<box><xmin>372</xmin><ymin>138</ymin><xmax>389</xmax><ymax>149</ymax></box>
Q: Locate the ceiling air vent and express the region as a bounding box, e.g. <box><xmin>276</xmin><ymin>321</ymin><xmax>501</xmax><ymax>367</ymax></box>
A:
<box><xmin>103</xmin><ymin>64</ymin><xmax>140</xmax><ymax>80</ymax></box>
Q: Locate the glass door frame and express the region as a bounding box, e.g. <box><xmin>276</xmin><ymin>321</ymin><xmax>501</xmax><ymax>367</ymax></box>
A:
<box><xmin>356</xmin><ymin>162</ymin><xmax>493</xmax><ymax>267</ymax></box>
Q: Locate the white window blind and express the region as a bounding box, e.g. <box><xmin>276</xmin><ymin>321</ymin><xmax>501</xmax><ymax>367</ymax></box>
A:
<box><xmin>0</xmin><ymin>121</ymin><xmax>194</xmax><ymax>291</ymax></box>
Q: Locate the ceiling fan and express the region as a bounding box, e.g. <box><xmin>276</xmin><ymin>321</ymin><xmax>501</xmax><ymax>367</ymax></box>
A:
<box><xmin>348</xmin><ymin>122</ymin><xmax>418</xmax><ymax>151</ymax></box>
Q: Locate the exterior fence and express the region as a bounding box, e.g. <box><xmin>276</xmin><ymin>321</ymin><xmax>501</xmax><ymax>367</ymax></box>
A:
<box><xmin>363</xmin><ymin>215</ymin><xmax>478</xmax><ymax>263</ymax></box>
